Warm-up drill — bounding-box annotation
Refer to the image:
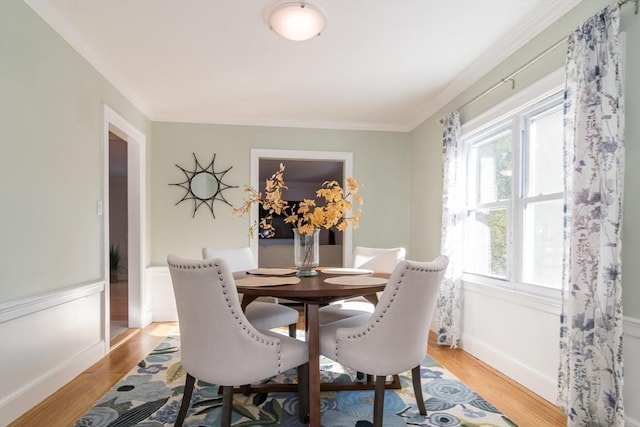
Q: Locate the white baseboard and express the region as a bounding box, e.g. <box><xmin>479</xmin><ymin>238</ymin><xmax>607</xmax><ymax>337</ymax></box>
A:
<box><xmin>459</xmin><ymin>309</ymin><xmax>639</xmax><ymax>424</ymax></box>
<box><xmin>0</xmin><ymin>340</ymin><xmax>105</xmax><ymax>426</ymax></box>
<box><xmin>460</xmin><ymin>332</ymin><xmax>558</xmax><ymax>401</ymax></box>
<box><xmin>0</xmin><ymin>282</ymin><xmax>106</xmax><ymax>425</ymax></box>
<box><xmin>152</xmin><ymin>309</ymin><xmax>178</xmax><ymax>322</ymax></box>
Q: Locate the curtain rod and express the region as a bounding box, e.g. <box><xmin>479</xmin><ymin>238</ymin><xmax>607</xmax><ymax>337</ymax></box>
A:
<box><xmin>439</xmin><ymin>0</ymin><xmax>637</xmax><ymax>124</ymax></box>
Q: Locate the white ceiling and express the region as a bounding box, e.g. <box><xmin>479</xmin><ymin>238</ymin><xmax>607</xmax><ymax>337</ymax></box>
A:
<box><xmin>26</xmin><ymin>0</ymin><xmax>580</xmax><ymax>132</ymax></box>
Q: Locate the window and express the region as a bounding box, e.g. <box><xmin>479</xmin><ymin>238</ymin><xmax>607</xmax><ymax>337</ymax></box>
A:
<box><xmin>462</xmin><ymin>89</ymin><xmax>564</xmax><ymax>296</ymax></box>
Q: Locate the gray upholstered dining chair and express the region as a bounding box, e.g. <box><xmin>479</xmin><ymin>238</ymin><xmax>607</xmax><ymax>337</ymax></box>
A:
<box><xmin>203</xmin><ymin>246</ymin><xmax>299</xmax><ymax>337</ymax></box>
<box><xmin>318</xmin><ymin>256</ymin><xmax>448</xmax><ymax>427</ymax></box>
<box><xmin>167</xmin><ymin>255</ymin><xmax>309</xmax><ymax>427</ymax></box>
<box><xmin>318</xmin><ymin>246</ymin><xmax>406</xmax><ymax>325</ymax></box>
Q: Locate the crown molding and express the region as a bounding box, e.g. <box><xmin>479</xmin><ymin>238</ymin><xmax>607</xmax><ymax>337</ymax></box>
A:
<box><xmin>408</xmin><ymin>0</ymin><xmax>582</xmax><ymax>130</ymax></box>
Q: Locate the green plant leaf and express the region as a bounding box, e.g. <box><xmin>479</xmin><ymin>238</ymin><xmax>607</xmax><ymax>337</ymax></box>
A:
<box><xmin>166</xmin><ymin>362</ymin><xmax>185</xmax><ymax>383</ymax></box>
<box><xmin>502</xmin><ymin>415</ymin><xmax>519</xmax><ymax>427</ymax></box>
<box><xmin>252</xmin><ymin>392</ymin><xmax>268</xmax><ymax>406</ymax></box>
<box><xmin>106</xmin><ymin>397</ymin><xmax>168</xmax><ymax>427</ymax></box>
<box><xmin>262</xmin><ymin>399</ymin><xmax>283</xmax><ymax>421</ymax></box>
<box><xmin>192</xmin><ymin>397</ymin><xmax>223</xmax><ymax>408</ymax></box>
<box><xmin>232</xmin><ymin>402</ymin><xmax>257</xmax><ymax>420</ymax></box>
<box><xmin>96</xmin><ymin>397</ymin><xmax>131</xmax><ymax>414</ymax></box>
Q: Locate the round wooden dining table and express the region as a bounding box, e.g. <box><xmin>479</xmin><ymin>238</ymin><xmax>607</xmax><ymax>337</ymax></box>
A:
<box><xmin>235</xmin><ymin>269</ymin><xmax>389</xmax><ymax>427</ymax></box>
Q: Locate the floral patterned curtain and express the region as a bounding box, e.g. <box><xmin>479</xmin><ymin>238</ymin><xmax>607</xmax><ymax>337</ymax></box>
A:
<box><xmin>558</xmin><ymin>4</ymin><xmax>625</xmax><ymax>426</ymax></box>
<box><xmin>437</xmin><ymin>111</ymin><xmax>462</xmax><ymax>348</ymax></box>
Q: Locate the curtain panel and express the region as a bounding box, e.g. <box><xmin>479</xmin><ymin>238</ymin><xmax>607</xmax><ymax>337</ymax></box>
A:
<box><xmin>558</xmin><ymin>4</ymin><xmax>625</xmax><ymax>426</ymax></box>
<box><xmin>437</xmin><ymin>111</ymin><xmax>462</xmax><ymax>348</ymax></box>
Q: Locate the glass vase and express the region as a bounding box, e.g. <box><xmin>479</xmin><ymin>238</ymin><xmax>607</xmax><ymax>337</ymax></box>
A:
<box><xmin>293</xmin><ymin>228</ymin><xmax>320</xmax><ymax>277</ymax></box>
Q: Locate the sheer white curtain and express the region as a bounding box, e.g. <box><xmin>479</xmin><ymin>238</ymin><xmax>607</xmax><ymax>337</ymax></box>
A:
<box><xmin>558</xmin><ymin>4</ymin><xmax>625</xmax><ymax>425</ymax></box>
<box><xmin>437</xmin><ymin>111</ymin><xmax>463</xmax><ymax>348</ymax></box>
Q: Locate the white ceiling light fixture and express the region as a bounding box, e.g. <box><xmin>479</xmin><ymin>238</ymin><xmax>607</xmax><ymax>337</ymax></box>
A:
<box><xmin>268</xmin><ymin>1</ymin><xmax>326</xmax><ymax>41</ymax></box>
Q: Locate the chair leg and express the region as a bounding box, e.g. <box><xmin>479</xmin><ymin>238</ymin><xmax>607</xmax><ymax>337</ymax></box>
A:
<box><xmin>240</xmin><ymin>384</ymin><xmax>251</xmax><ymax>396</ymax></box>
<box><xmin>297</xmin><ymin>363</ymin><xmax>310</xmax><ymax>423</ymax></box>
<box><xmin>411</xmin><ymin>365</ymin><xmax>427</xmax><ymax>415</ymax></box>
<box><xmin>289</xmin><ymin>322</ymin><xmax>297</xmax><ymax>337</ymax></box>
<box><xmin>175</xmin><ymin>373</ymin><xmax>195</xmax><ymax>427</ymax></box>
<box><xmin>373</xmin><ymin>375</ymin><xmax>386</xmax><ymax>427</ymax></box>
<box><xmin>221</xmin><ymin>385</ymin><xmax>234</xmax><ymax>427</ymax></box>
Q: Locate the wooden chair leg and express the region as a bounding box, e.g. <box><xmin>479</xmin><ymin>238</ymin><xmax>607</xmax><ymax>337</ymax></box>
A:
<box><xmin>175</xmin><ymin>373</ymin><xmax>195</xmax><ymax>427</ymax></box>
<box><xmin>411</xmin><ymin>365</ymin><xmax>427</xmax><ymax>415</ymax></box>
<box><xmin>221</xmin><ymin>385</ymin><xmax>233</xmax><ymax>427</ymax></box>
<box><xmin>373</xmin><ymin>376</ymin><xmax>386</xmax><ymax>427</ymax></box>
<box><xmin>289</xmin><ymin>323</ymin><xmax>297</xmax><ymax>337</ymax></box>
<box><xmin>297</xmin><ymin>363</ymin><xmax>310</xmax><ymax>423</ymax></box>
<box><xmin>241</xmin><ymin>384</ymin><xmax>252</xmax><ymax>396</ymax></box>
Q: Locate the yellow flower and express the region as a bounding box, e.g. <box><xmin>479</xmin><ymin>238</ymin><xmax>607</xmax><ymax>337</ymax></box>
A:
<box><xmin>235</xmin><ymin>164</ymin><xmax>363</xmax><ymax>236</ymax></box>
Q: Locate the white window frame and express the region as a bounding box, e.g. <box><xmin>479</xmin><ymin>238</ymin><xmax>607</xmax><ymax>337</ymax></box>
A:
<box><xmin>461</xmin><ymin>68</ymin><xmax>564</xmax><ymax>299</ymax></box>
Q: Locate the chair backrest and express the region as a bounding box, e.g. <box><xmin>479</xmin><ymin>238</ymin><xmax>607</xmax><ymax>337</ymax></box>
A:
<box><xmin>352</xmin><ymin>246</ymin><xmax>406</xmax><ymax>273</ymax></box>
<box><xmin>334</xmin><ymin>256</ymin><xmax>448</xmax><ymax>376</ymax></box>
<box><xmin>202</xmin><ymin>246</ymin><xmax>257</xmax><ymax>272</ymax></box>
<box><xmin>167</xmin><ymin>255</ymin><xmax>283</xmax><ymax>385</ymax></box>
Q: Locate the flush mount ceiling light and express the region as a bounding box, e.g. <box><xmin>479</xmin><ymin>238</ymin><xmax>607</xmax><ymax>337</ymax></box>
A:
<box><xmin>268</xmin><ymin>1</ymin><xmax>326</xmax><ymax>41</ymax></box>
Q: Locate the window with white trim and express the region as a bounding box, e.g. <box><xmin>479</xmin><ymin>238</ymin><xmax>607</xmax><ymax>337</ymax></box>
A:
<box><xmin>462</xmin><ymin>87</ymin><xmax>564</xmax><ymax>296</ymax></box>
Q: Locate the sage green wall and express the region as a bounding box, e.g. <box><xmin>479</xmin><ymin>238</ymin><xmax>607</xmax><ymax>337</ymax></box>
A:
<box><xmin>0</xmin><ymin>0</ymin><xmax>151</xmax><ymax>303</ymax></box>
<box><xmin>150</xmin><ymin>122</ymin><xmax>410</xmax><ymax>265</ymax></box>
<box><xmin>409</xmin><ymin>0</ymin><xmax>640</xmax><ymax>318</ymax></box>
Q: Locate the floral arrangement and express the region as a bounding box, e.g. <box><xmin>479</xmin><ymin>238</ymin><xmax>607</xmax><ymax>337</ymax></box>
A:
<box><xmin>234</xmin><ymin>163</ymin><xmax>363</xmax><ymax>237</ymax></box>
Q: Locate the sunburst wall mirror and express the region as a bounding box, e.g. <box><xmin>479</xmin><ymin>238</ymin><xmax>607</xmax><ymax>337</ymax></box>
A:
<box><xmin>170</xmin><ymin>153</ymin><xmax>237</xmax><ymax>218</ymax></box>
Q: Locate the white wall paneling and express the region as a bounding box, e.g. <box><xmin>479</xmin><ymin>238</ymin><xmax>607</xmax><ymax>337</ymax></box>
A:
<box><xmin>0</xmin><ymin>282</ymin><xmax>105</xmax><ymax>425</ymax></box>
<box><xmin>456</xmin><ymin>280</ymin><xmax>639</xmax><ymax>426</ymax></box>
<box><xmin>149</xmin><ymin>266</ymin><xmax>177</xmax><ymax>322</ymax></box>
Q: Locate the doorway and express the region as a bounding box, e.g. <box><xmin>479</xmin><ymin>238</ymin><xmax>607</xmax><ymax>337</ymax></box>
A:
<box><xmin>250</xmin><ymin>149</ymin><xmax>354</xmax><ymax>268</ymax></box>
<box><xmin>109</xmin><ymin>132</ymin><xmax>128</xmax><ymax>341</ymax></box>
<box><xmin>103</xmin><ymin>105</ymin><xmax>146</xmax><ymax>353</ymax></box>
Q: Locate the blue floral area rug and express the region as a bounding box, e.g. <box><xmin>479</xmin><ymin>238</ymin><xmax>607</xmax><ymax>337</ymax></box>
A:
<box><xmin>75</xmin><ymin>335</ymin><xmax>518</xmax><ymax>426</ymax></box>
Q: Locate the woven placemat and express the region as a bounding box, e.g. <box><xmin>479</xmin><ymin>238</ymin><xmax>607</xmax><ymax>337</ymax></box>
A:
<box><xmin>236</xmin><ymin>276</ymin><xmax>301</xmax><ymax>287</ymax></box>
<box><xmin>323</xmin><ymin>276</ymin><xmax>387</xmax><ymax>286</ymax></box>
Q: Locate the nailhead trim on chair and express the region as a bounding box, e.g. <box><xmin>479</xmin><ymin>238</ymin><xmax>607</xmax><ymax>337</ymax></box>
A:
<box><xmin>168</xmin><ymin>257</ymin><xmax>283</xmax><ymax>371</ymax></box>
<box><xmin>339</xmin><ymin>264</ymin><xmax>408</xmax><ymax>347</ymax></box>
<box><xmin>339</xmin><ymin>261</ymin><xmax>446</xmax><ymax>343</ymax></box>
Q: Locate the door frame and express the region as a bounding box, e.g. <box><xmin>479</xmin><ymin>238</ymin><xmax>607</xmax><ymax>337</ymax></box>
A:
<box><xmin>102</xmin><ymin>105</ymin><xmax>147</xmax><ymax>351</ymax></box>
<box><xmin>250</xmin><ymin>149</ymin><xmax>354</xmax><ymax>267</ymax></box>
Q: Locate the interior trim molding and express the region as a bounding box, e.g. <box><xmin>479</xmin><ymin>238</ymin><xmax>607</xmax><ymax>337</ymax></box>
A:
<box><xmin>0</xmin><ymin>281</ymin><xmax>104</xmax><ymax>323</ymax></box>
<box><xmin>625</xmin><ymin>315</ymin><xmax>640</xmax><ymax>338</ymax></box>
<box><xmin>410</xmin><ymin>0</ymin><xmax>581</xmax><ymax>129</ymax></box>
<box><xmin>249</xmin><ymin>149</ymin><xmax>354</xmax><ymax>268</ymax></box>
<box><xmin>462</xmin><ymin>280</ymin><xmax>561</xmax><ymax>316</ymax></box>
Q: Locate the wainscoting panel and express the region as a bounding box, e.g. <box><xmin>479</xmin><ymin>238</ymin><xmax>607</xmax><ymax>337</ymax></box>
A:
<box><xmin>0</xmin><ymin>282</ymin><xmax>105</xmax><ymax>425</ymax></box>
<box><xmin>459</xmin><ymin>280</ymin><xmax>640</xmax><ymax>426</ymax></box>
<box><xmin>460</xmin><ymin>281</ymin><xmax>561</xmax><ymax>402</ymax></box>
<box><xmin>148</xmin><ymin>266</ymin><xmax>177</xmax><ymax>322</ymax></box>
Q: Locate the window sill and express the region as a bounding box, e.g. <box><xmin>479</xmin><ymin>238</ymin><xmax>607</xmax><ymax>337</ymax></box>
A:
<box><xmin>461</xmin><ymin>273</ymin><xmax>561</xmax><ymax>316</ymax></box>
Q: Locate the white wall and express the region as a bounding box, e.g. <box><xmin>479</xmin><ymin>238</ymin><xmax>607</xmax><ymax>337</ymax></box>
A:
<box><xmin>457</xmin><ymin>282</ymin><xmax>640</xmax><ymax>426</ymax></box>
<box><xmin>410</xmin><ymin>1</ymin><xmax>640</xmax><ymax>424</ymax></box>
<box><xmin>0</xmin><ymin>283</ymin><xmax>106</xmax><ymax>425</ymax></box>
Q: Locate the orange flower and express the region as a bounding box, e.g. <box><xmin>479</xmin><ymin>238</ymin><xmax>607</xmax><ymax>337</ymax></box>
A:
<box><xmin>234</xmin><ymin>163</ymin><xmax>363</xmax><ymax>236</ymax></box>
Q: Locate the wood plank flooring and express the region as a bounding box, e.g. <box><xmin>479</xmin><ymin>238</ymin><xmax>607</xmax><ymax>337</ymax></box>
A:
<box><xmin>10</xmin><ymin>320</ymin><xmax>565</xmax><ymax>427</ymax></box>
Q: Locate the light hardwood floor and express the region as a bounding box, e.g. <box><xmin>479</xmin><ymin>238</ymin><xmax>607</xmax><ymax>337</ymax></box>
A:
<box><xmin>10</xmin><ymin>318</ymin><xmax>565</xmax><ymax>427</ymax></box>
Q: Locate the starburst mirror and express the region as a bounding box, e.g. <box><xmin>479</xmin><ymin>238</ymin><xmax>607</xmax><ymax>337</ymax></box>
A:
<box><xmin>170</xmin><ymin>153</ymin><xmax>237</xmax><ymax>218</ymax></box>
